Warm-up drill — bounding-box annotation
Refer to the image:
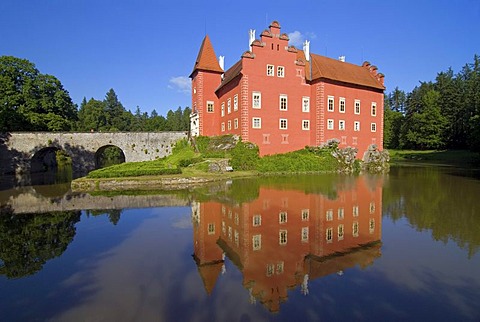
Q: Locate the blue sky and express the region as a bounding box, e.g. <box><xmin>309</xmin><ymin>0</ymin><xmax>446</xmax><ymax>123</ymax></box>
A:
<box><xmin>1</xmin><ymin>0</ymin><xmax>479</xmax><ymax>116</ymax></box>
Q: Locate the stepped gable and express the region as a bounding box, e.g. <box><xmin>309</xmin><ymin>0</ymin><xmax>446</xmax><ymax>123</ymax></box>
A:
<box><xmin>190</xmin><ymin>35</ymin><xmax>224</xmax><ymax>77</ymax></box>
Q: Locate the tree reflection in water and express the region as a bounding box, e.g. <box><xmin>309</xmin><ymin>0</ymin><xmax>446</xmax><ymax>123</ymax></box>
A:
<box><xmin>0</xmin><ymin>206</ymin><xmax>81</xmax><ymax>279</ymax></box>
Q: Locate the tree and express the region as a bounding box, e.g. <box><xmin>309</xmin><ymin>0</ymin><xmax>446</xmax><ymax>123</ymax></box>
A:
<box><xmin>0</xmin><ymin>56</ymin><xmax>77</xmax><ymax>132</ymax></box>
<box><xmin>400</xmin><ymin>83</ymin><xmax>447</xmax><ymax>149</ymax></box>
<box><xmin>77</xmin><ymin>98</ymin><xmax>107</xmax><ymax>131</ymax></box>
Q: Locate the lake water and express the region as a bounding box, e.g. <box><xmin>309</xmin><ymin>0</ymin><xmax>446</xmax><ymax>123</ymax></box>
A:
<box><xmin>0</xmin><ymin>165</ymin><xmax>479</xmax><ymax>321</ymax></box>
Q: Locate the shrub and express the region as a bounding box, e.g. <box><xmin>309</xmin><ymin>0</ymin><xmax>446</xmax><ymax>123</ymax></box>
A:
<box><xmin>230</xmin><ymin>141</ymin><xmax>260</xmax><ymax>170</ymax></box>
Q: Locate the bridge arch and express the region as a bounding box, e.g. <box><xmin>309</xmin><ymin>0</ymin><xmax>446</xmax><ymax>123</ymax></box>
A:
<box><xmin>30</xmin><ymin>146</ymin><xmax>65</xmax><ymax>173</ymax></box>
<box><xmin>94</xmin><ymin>145</ymin><xmax>126</xmax><ymax>169</ymax></box>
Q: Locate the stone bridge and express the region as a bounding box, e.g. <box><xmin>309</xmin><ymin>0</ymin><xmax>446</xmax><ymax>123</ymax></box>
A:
<box><xmin>0</xmin><ymin>132</ymin><xmax>188</xmax><ymax>176</ymax></box>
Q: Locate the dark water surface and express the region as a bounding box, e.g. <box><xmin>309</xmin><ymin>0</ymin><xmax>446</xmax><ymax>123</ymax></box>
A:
<box><xmin>0</xmin><ymin>166</ymin><xmax>479</xmax><ymax>321</ymax></box>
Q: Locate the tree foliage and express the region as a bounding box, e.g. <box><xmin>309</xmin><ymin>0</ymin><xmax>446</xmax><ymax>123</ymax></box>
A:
<box><xmin>0</xmin><ymin>56</ymin><xmax>77</xmax><ymax>132</ymax></box>
<box><xmin>384</xmin><ymin>55</ymin><xmax>480</xmax><ymax>152</ymax></box>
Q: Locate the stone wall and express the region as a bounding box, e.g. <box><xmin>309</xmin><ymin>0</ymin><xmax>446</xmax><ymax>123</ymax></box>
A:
<box><xmin>0</xmin><ymin>132</ymin><xmax>188</xmax><ymax>175</ymax></box>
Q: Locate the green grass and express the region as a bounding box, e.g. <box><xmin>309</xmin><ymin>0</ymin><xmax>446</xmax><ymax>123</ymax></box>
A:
<box><xmin>389</xmin><ymin>149</ymin><xmax>480</xmax><ymax>166</ymax></box>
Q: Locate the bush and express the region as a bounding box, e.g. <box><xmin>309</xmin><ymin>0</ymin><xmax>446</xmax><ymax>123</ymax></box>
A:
<box><xmin>230</xmin><ymin>141</ymin><xmax>260</xmax><ymax>170</ymax></box>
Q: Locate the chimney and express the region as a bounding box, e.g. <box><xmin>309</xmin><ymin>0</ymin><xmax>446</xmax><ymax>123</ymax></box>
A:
<box><xmin>219</xmin><ymin>55</ymin><xmax>225</xmax><ymax>79</ymax></box>
<box><xmin>303</xmin><ymin>40</ymin><xmax>310</xmax><ymax>62</ymax></box>
<box><xmin>249</xmin><ymin>29</ymin><xmax>256</xmax><ymax>51</ymax></box>
<box><xmin>339</xmin><ymin>56</ymin><xmax>345</xmax><ymax>62</ymax></box>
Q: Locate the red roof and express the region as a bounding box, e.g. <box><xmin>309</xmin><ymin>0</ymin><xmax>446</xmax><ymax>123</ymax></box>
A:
<box><xmin>190</xmin><ymin>35</ymin><xmax>223</xmax><ymax>77</ymax></box>
<box><xmin>215</xmin><ymin>60</ymin><xmax>242</xmax><ymax>92</ymax></box>
<box><xmin>299</xmin><ymin>51</ymin><xmax>385</xmax><ymax>90</ymax></box>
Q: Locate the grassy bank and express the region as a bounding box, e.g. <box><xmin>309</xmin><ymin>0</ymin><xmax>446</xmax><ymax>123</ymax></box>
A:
<box><xmin>389</xmin><ymin>149</ymin><xmax>480</xmax><ymax>167</ymax></box>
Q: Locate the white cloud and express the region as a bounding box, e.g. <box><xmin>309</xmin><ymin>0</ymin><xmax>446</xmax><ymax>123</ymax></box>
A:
<box><xmin>168</xmin><ymin>76</ymin><xmax>191</xmax><ymax>94</ymax></box>
<box><xmin>288</xmin><ymin>31</ymin><xmax>317</xmax><ymax>47</ymax></box>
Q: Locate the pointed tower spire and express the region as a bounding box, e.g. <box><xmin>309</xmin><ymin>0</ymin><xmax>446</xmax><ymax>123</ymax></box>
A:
<box><xmin>190</xmin><ymin>35</ymin><xmax>224</xmax><ymax>77</ymax></box>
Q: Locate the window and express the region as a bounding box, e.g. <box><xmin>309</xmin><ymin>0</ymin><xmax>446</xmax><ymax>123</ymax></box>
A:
<box><xmin>338</xmin><ymin>224</ymin><xmax>344</xmax><ymax>240</ymax></box>
<box><xmin>234</xmin><ymin>118</ymin><xmax>238</xmax><ymax>129</ymax></box>
<box><xmin>253</xmin><ymin>214</ymin><xmax>262</xmax><ymax>227</ymax></box>
<box><xmin>267</xmin><ymin>64</ymin><xmax>274</xmax><ymax>76</ymax></box>
<box><xmin>339</xmin><ymin>98</ymin><xmax>346</xmax><ymax>113</ymax></box>
<box><xmin>354</xmin><ymin>121</ymin><xmax>360</xmax><ymax>131</ymax></box>
<box><xmin>207</xmin><ymin>101</ymin><xmax>214</xmax><ymax>113</ymax></box>
<box><xmin>267</xmin><ymin>264</ymin><xmax>274</xmax><ymax>276</ymax></box>
<box><xmin>371</xmin><ymin>123</ymin><xmax>377</xmax><ymax>132</ymax></box>
<box><xmin>339</xmin><ymin>120</ymin><xmax>345</xmax><ymax>130</ymax></box>
<box><xmin>277</xmin><ymin>66</ymin><xmax>285</xmax><ymax>77</ymax></box>
<box><xmin>370</xmin><ymin>202</ymin><xmax>376</xmax><ymax>214</ymax></box>
<box><xmin>228</xmin><ymin>226</ymin><xmax>232</xmax><ymax>240</ymax></box>
<box><xmin>279</xmin><ymin>230</ymin><xmax>288</xmax><ymax>245</ymax></box>
<box><xmin>221</xmin><ymin>122</ymin><xmax>225</xmax><ymax>132</ymax></box>
<box><xmin>355</xmin><ymin>100</ymin><xmax>360</xmax><ymax>114</ymax></box>
<box><xmin>353</xmin><ymin>222</ymin><xmax>359</xmax><ymax>237</ymax></box>
<box><xmin>302</xmin><ymin>120</ymin><xmax>310</xmax><ymax>130</ymax></box>
<box><xmin>208</xmin><ymin>223</ymin><xmax>215</xmax><ymax>235</ymax></box>
<box><xmin>234</xmin><ymin>94</ymin><xmax>238</xmax><ymax>111</ymax></box>
<box><xmin>327</xmin><ymin>119</ymin><xmax>334</xmax><ymax>130</ymax></box>
<box><xmin>252</xmin><ymin>117</ymin><xmax>261</xmax><ymax>129</ymax></box>
<box><xmin>301</xmin><ymin>227</ymin><xmax>309</xmax><ymax>242</ymax></box>
<box><xmin>227</xmin><ymin>120</ymin><xmax>232</xmax><ymax>130</ymax></box>
<box><xmin>371</xmin><ymin>102</ymin><xmax>377</xmax><ymax>116</ymax></box>
<box><xmin>222</xmin><ymin>221</ymin><xmax>226</xmax><ymax>234</ymax></box>
<box><xmin>279</xmin><ymin>118</ymin><xmax>288</xmax><ymax>129</ymax></box>
<box><xmin>252</xmin><ymin>92</ymin><xmax>261</xmax><ymax>109</ymax></box>
<box><xmin>276</xmin><ymin>262</ymin><xmax>284</xmax><ymax>274</ymax></box>
<box><xmin>328</xmin><ymin>96</ymin><xmax>334</xmax><ymax>112</ymax></box>
<box><xmin>221</xmin><ymin>102</ymin><xmax>225</xmax><ymax>117</ymax></box>
<box><xmin>369</xmin><ymin>219</ymin><xmax>375</xmax><ymax>234</ymax></box>
<box><xmin>281</xmin><ymin>134</ymin><xmax>289</xmax><ymax>144</ymax></box>
<box><xmin>227</xmin><ymin>98</ymin><xmax>231</xmax><ymax>114</ymax></box>
<box><xmin>326</xmin><ymin>209</ymin><xmax>333</xmax><ymax>221</ymax></box>
<box><xmin>302</xmin><ymin>209</ymin><xmax>309</xmax><ymax>221</ymax></box>
<box><xmin>279</xmin><ymin>95</ymin><xmax>288</xmax><ymax>110</ymax></box>
<box><xmin>234</xmin><ymin>230</ymin><xmax>239</xmax><ymax>246</ymax></box>
<box><xmin>253</xmin><ymin>234</ymin><xmax>262</xmax><ymax>250</ymax></box>
<box><xmin>338</xmin><ymin>208</ymin><xmax>344</xmax><ymax>220</ymax></box>
<box><xmin>353</xmin><ymin>205</ymin><xmax>359</xmax><ymax>217</ymax></box>
<box><xmin>279</xmin><ymin>211</ymin><xmax>287</xmax><ymax>224</ymax></box>
<box><xmin>326</xmin><ymin>227</ymin><xmax>333</xmax><ymax>243</ymax></box>
<box><xmin>302</xmin><ymin>97</ymin><xmax>310</xmax><ymax>112</ymax></box>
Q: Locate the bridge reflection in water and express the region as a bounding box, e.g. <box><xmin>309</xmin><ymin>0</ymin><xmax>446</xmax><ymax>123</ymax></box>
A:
<box><xmin>191</xmin><ymin>175</ymin><xmax>382</xmax><ymax>312</ymax></box>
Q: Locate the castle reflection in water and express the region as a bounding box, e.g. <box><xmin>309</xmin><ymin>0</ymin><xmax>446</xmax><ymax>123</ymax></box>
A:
<box><xmin>191</xmin><ymin>176</ymin><xmax>382</xmax><ymax>312</ymax></box>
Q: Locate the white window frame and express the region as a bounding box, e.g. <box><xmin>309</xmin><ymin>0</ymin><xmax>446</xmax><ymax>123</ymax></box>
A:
<box><xmin>227</xmin><ymin>98</ymin><xmax>231</xmax><ymax>114</ymax></box>
<box><xmin>279</xmin><ymin>94</ymin><xmax>288</xmax><ymax>111</ymax></box>
<box><xmin>354</xmin><ymin>100</ymin><xmax>361</xmax><ymax>115</ymax></box>
<box><xmin>227</xmin><ymin>120</ymin><xmax>231</xmax><ymax>130</ymax></box>
<box><xmin>301</xmin><ymin>227</ymin><xmax>309</xmax><ymax>242</ymax></box>
<box><xmin>234</xmin><ymin>94</ymin><xmax>238</xmax><ymax>111</ymax></box>
<box><xmin>277</xmin><ymin>66</ymin><xmax>285</xmax><ymax>77</ymax></box>
<box><xmin>338</xmin><ymin>208</ymin><xmax>344</xmax><ymax>220</ymax></box>
<box><xmin>353</xmin><ymin>205</ymin><xmax>359</xmax><ymax>217</ymax></box>
<box><xmin>252</xmin><ymin>92</ymin><xmax>261</xmax><ymax>109</ymax></box>
<box><xmin>339</xmin><ymin>120</ymin><xmax>345</xmax><ymax>131</ymax></box>
<box><xmin>328</xmin><ymin>96</ymin><xmax>335</xmax><ymax>112</ymax></box>
<box><xmin>353</xmin><ymin>222</ymin><xmax>359</xmax><ymax>237</ymax></box>
<box><xmin>326</xmin><ymin>227</ymin><xmax>333</xmax><ymax>243</ymax></box>
<box><xmin>338</xmin><ymin>224</ymin><xmax>344</xmax><ymax>240</ymax></box>
<box><xmin>221</xmin><ymin>122</ymin><xmax>225</xmax><ymax>132</ymax></box>
<box><xmin>207</xmin><ymin>101</ymin><xmax>214</xmax><ymax>113</ymax></box>
<box><xmin>253</xmin><ymin>214</ymin><xmax>262</xmax><ymax>227</ymax></box>
<box><xmin>339</xmin><ymin>97</ymin><xmax>346</xmax><ymax>113</ymax></box>
<box><xmin>234</xmin><ymin>118</ymin><xmax>238</xmax><ymax>129</ymax></box>
<box><xmin>371</xmin><ymin>123</ymin><xmax>377</xmax><ymax>132</ymax></box>
<box><xmin>371</xmin><ymin>102</ymin><xmax>377</xmax><ymax>116</ymax></box>
<box><xmin>302</xmin><ymin>97</ymin><xmax>310</xmax><ymax>112</ymax></box>
<box><xmin>302</xmin><ymin>209</ymin><xmax>309</xmax><ymax>221</ymax></box>
<box><xmin>221</xmin><ymin>102</ymin><xmax>225</xmax><ymax>117</ymax></box>
<box><xmin>208</xmin><ymin>223</ymin><xmax>215</xmax><ymax>235</ymax></box>
<box><xmin>279</xmin><ymin>230</ymin><xmax>288</xmax><ymax>245</ymax></box>
<box><xmin>253</xmin><ymin>234</ymin><xmax>262</xmax><ymax>250</ymax></box>
<box><xmin>327</xmin><ymin>119</ymin><xmax>334</xmax><ymax>130</ymax></box>
<box><xmin>302</xmin><ymin>120</ymin><xmax>310</xmax><ymax>130</ymax></box>
<box><xmin>279</xmin><ymin>211</ymin><xmax>287</xmax><ymax>224</ymax></box>
<box><xmin>252</xmin><ymin>117</ymin><xmax>262</xmax><ymax>129</ymax></box>
<box><xmin>279</xmin><ymin>118</ymin><xmax>288</xmax><ymax>130</ymax></box>
<box><xmin>326</xmin><ymin>209</ymin><xmax>333</xmax><ymax>221</ymax></box>
<box><xmin>267</xmin><ymin>64</ymin><xmax>274</xmax><ymax>76</ymax></box>
<box><xmin>354</xmin><ymin>121</ymin><xmax>360</xmax><ymax>131</ymax></box>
